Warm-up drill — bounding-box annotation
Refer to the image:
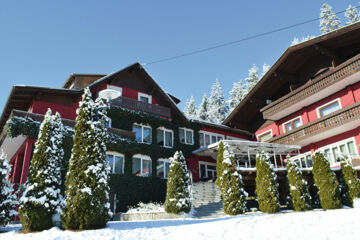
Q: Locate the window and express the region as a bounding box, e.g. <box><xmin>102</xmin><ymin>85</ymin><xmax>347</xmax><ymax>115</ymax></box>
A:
<box><xmin>199</xmin><ymin>161</ymin><xmax>217</xmax><ymax>180</ymax></box>
<box><xmin>199</xmin><ymin>131</ymin><xmax>224</xmax><ymax>147</ymax></box>
<box><xmin>157</xmin><ymin>159</ymin><xmax>170</xmax><ymax>179</ymax></box>
<box><xmin>138</xmin><ymin>93</ymin><xmax>152</xmax><ymax>104</ymax></box>
<box><xmin>157</xmin><ymin>127</ymin><xmax>173</xmax><ymax>148</ymax></box>
<box><xmin>283</xmin><ymin>117</ymin><xmax>302</xmax><ymax>133</ymax></box>
<box><xmin>106</xmin><ymin>152</ymin><xmax>124</xmax><ymax>174</ymax></box>
<box><xmin>132</xmin><ymin>155</ymin><xmax>152</xmax><ymax>177</ymax></box>
<box><xmin>107</xmin><ymin>84</ymin><xmax>122</xmax><ymax>96</ymax></box>
<box><xmin>290</xmin><ymin>152</ymin><xmax>312</xmax><ymax>168</ymax></box>
<box><xmin>133</xmin><ymin>124</ymin><xmax>152</xmax><ymax>144</ymax></box>
<box><xmin>257</xmin><ymin>130</ymin><xmax>272</xmax><ymax>142</ymax></box>
<box><xmin>317</xmin><ymin>99</ymin><xmax>341</xmax><ymax>118</ymax></box>
<box><xmin>318</xmin><ymin>137</ymin><xmax>358</xmax><ymax>165</ymax></box>
<box><xmin>106</xmin><ymin>119</ymin><xmax>112</xmax><ymax>128</ymax></box>
<box><xmin>179</xmin><ymin>128</ymin><xmax>194</xmax><ymax>145</ymax></box>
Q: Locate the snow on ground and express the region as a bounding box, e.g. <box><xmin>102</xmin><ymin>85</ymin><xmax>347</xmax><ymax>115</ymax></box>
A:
<box><xmin>1</xmin><ymin>208</ymin><xmax>360</xmax><ymax>240</ymax></box>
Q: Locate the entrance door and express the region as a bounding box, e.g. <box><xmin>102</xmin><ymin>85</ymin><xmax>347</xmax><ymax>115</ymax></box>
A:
<box><xmin>199</xmin><ymin>161</ymin><xmax>217</xmax><ymax>181</ymax></box>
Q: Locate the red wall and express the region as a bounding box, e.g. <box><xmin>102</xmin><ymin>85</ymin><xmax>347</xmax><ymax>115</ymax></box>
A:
<box><xmin>30</xmin><ymin>100</ymin><xmax>78</xmax><ymax>120</ymax></box>
<box><xmin>200</xmin><ymin>126</ymin><xmax>252</xmax><ymax>141</ymax></box>
<box><xmin>186</xmin><ymin>154</ymin><xmax>216</xmax><ymax>182</ymax></box>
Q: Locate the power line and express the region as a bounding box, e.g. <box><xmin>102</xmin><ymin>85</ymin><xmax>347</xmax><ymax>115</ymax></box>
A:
<box><xmin>142</xmin><ymin>6</ymin><xmax>359</xmax><ymax>66</ymax></box>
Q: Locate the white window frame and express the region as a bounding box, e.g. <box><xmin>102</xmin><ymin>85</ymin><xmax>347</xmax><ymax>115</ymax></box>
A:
<box><xmin>256</xmin><ymin>129</ymin><xmax>273</xmax><ymax>142</ymax></box>
<box><xmin>282</xmin><ymin>116</ymin><xmax>302</xmax><ymax>133</ymax></box>
<box><xmin>316</xmin><ymin>98</ymin><xmax>342</xmax><ymax>118</ymax></box>
<box><xmin>199</xmin><ymin>131</ymin><xmax>224</xmax><ymax>147</ymax></box>
<box><xmin>133</xmin><ymin>123</ymin><xmax>152</xmax><ymax>144</ymax></box>
<box><xmin>289</xmin><ymin>151</ymin><xmax>312</xmax><ymax>169</ymax></box>
<box><xmin>157</xmin><ymin>158</ymin><xmax>171</xmax><ymax>179</ymax></box>
<box><xmin>199</xmin><ymin>161</ymin><xmax>217</xmax><ymax>179</ymax></box>
<box><xmin>132</xmin><ymin>154</ymin><xmax>152</xmax><ymax>177</ymax></box>
<box><xmin>179</xmin><ymin>127</ymin><xmax>194</xmax><ymax>145</ymax></box>
<box><xmin>138</xmin><ymin>92</ymin><xmax>152</xmax><ymax>104</ymax></box>
<box><xmin>107</xmin><ymin>84</ymin><xmax>123</xmax><ymax>96</ymax></box>
<box><xmin>316</xmin><ymin>137</ymin><xmax>359</xmax><ymax>165</ymax></box>
<box><xmin>106</xmin><ymin>151</ymin><xmax>125</xmax><ymax>174</ymax></box>
<box><xmin>157</xmin><ymin>127</ymin><xmax>174</xmax><ymax>148</ymax></box>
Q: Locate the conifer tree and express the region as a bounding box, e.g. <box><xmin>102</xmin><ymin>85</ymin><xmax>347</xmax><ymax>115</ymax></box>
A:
<box><xmin>320</xmin><ymin>3</ymin><xmax>341</xmax><ymax>34</ymax></box>
<box><xmin>62</xmin><ymin>88</ymin><xmax>111</xmax><ymax>230</ymax></box>
<box><xmin>312</xmin><ymin>153</ymin><xmax>341</xmax><ymax>210</ymax></box>
<box><xmin>290</xmin><ymin>36</ymin><xmax>316</xmax><ymax>46</ymax></box>
<box><xmin>164</xmin><ymin>151</ymin><xmax>191</xmax><ymax>214</ymax></box>
<box><xmin>19</xmin><ymin>109</ymin><xmax>64</xmax><ymax>231</ymax></box>
<box><xmin>208</xmin><ymin>79</ymin><xmax>229</xmax><ymax>123</ymax></box>
<box><xmin>340</xmin><ymin>158</ymin><xmax>360</xmax><ymax>207</ymax></box>
<box><xmin>345</xmin><ymin>5</ymin><xmax>359</xmax><ymax>25</ymax></box>
<box><xmin>228</xmin><ymin>80</ymin><xmax>245</xmax><ymax>112</ymax></box>
<box><xmin>197</xmin><ymin>93</ymin><xmax>209</xmax><ymax>121</ymax></box>
<box><xmin>245</xmin><ymin>64</ymin><xmax>259</xmax><ymax>92</ymax></box>
<box><xmin>184</xmin><ymin>96</ymin><xmax>196</xmax><ymax>119</ymax></box>
<box><xmin>255</xmin><ymin>152</ymin><xmax>280</xmax><ymax>213</ymax></box>
<box><xmin>0</xmin><ymin>153</ymin><xmax>18</xmax><ymax>226</ymax></box>
<box><xmin>285</xmin><ymin>157</ymin><xmax>311</xmax><ymax>211</ymax></box>
<box><xmin>261</xmin><ymin>63</ymin><xmax>270</xmax><ymax>77</ymax></box>
<box><xmin>338</xmin><ymin>171</ymin><xmax>351</xmax><ymax>207</ymax></box>
<box><xmin>220</xmin><ymin>143</ymin><xmax>247</xmax><ymax>215</ymax></box>
<box><xmin>215</xmin><ymin>141</ymin><xmax>224</xmax><ymax>191</ymax></box>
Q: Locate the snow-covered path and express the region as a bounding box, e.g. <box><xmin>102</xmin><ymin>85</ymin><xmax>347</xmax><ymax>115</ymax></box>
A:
<box><xmin>2</xmin><ymin>208</ymin><xmax>360</xmax><ymax>240</ymax></box>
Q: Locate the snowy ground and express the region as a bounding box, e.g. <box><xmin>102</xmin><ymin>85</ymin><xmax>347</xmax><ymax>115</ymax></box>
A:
<box><xmin>1</xmin><ymin>208</ymin><xmax>360</xmax><ymax>240</ymax></box>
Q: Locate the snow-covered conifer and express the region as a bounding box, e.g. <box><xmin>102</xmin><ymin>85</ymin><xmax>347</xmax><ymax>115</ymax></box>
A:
<box><xmin>285</xmin><ymin>157</ymin><xmax>311</xmax><ymax>211</ymax></box>
<box><xmin>0</xmin><ymin>153</ymin><xmax>18</xmax><ymax>226</ymax></box>
<box><xmin>197</xmin><ymin>93</ymin><xmax>209</xmax><ymax>121</ymax></box>
<box><xmin>220</xmin><ymin>143</ymin><xmax>247</xmax><ymax>215</ymax></box>
<box><xmin>320</xmin><ymin>3</ymin><xmax>341</xmax><ymax>34</ymax></box>
<box><xmin>245</xmin><ymin>64</ymin><xmax>259</xmax><ymax>92</ymax></box>
<box><xmin>18</xmin><ymin>109</ymin><xmax>64</xmax><ymax>231</ymax></box>
<box><xmin>164</xmin><ymin>151</ymin><xmax>191</xmax><ymax>214</ymax></box>
<box><xmin>228</xmin><ymin>80</ymin><xmax>245</xmax><ymax>112</ymax></box>
<box><xmin>261</xmin><ymin>63</ymin><xmax>270</xmax><ymax>77</ymax></box>
<box><xmin>290</xmin><ymin>36</ymin><xmax>316</xmax><ymax>46</ymax></box>
<box><xmin>184</xmin><ymin>96</ymin><xmax>196</xmax><ymax>119</ymax></box>
<box><xmin>208</xmin><ymin>79</ymin><xmax>229</xmax><ymax>123</ymax></box>
<box><xmin>62</xmin><ymin>88</ymin><xmax>111</xmax><ymax>230</ymax></box>
<box><xmin>338</xmin><ymin>171</ymin><xmax>351</xmax><ymax>207</ymax></box>
<box><xmin>255</xmin><ymin>152</ymin><xmax>280</xmax><ymax>213</ymax></box>
<box><xmin>215</xmin><ymin>141</ymin><xmax>224</xmax><ymax>191</ymax></box>
<box><xmin>340</xmin><ymin>158</ymin><xmax>360</xmax><ymax>207</ymax></box>
<box><xmin>345</xmin><ymin>5</ymin><xmax>359</xmax><ymax>25</ymax></box>
<box><xmin>312</xmin><ymin>153</ymin><xmax>341</xmax><ymax>210</ymax></box>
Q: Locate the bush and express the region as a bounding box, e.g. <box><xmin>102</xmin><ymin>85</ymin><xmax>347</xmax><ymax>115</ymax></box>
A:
<box><xmin>255</xmin><ymin>152</ymin><xmax>280</xmax><ymax>213</ymax></box>
<box><xmin>215</xmin><ymin>141</ymin><xmax>224</xmax><ymax>191</ymax></box>
<box><xmin>164</xmin><ymin>151</ymin><xmax>191</xmax><ymax>214</ymax></box>
<box><xmin>340</xmin><ymin>158</ymin><xmax>360</xmax><ymax>207</ymax></box>
<box><xmin>312</xmin><ymin>153</ymin><xmax>341</xmax><ymax>210</ymax></box>
<box><xmin>285</xmin><ymin>157</ymin><xmax>311</xmax><ymax>211</ymax></box>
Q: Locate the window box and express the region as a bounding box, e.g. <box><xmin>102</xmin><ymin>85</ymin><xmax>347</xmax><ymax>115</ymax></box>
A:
<box><xmin>132</xmin><ymin>154</ymin><xmax>152</xmax><ymax>177</ymax></box>
<box><xmin>179</xmin><ymin>128</ymin><xmax>194</xmax><ymax>145</ymax></box>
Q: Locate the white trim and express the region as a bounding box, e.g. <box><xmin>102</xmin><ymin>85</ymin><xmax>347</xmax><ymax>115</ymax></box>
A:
<box><xmin>282</xmin><ymin>116</ymin><xmax>303</xmax><ymax>133</ymax></box>
<box><xmin>132</xmin><ymin>154</ymin><xmax>152</xmax><ymax>177</ymax></box>
<box><xmin>256</xmin><ymin>129</ymin><xmax>273</xmax><ymax>142</ymax></box>
<box><xmin>107</xmin><ymin>84</ymin><xmax>122</xmax><ymax>96</ymax></box>
<box><xmin>199</xmin><ymin>130</ymin><xmax>224</xmax><ymax>147</ymax></box>
<box><xmin>226</xmin><ymin>136</ymin><xmax>244</xmax><ymax>140</ymax></box>
<box><xmin>316</xmin><ymin>98</ymin><xmax>342</xmax><ymax>118</ymax></box>
<box><xmin>157</xmin><ymin>158</ymin><xmax>171</xmax><ymax>179</ymax></box>
<box><xmin>198</xmin><ymin>161</ymin><xmax>217</xmax><ymax>179</ymax></box>
<box><xmin>157</xmin><ymin>127</ymin><xmax>174</xmax><ymax>148</ymax></box>
<box><xmin>179</xmin><ymin>127</ymin><xmax>194</xmax><ymax>145</ymax></box>
<box><xmin>106</xmin><ymin>151</ymin><xmax>125</xmax><ymax>174</ymax></box>
<box><xmin>138</xmin><ymin>92</ymin><xmax>152</xmax><ymax>104</ymax></box>
<box><xmin>133</xmin><ymin>123</ymin><xmax>152</xmax><ymax>144</ymax></box>
<box><xmin>289</xmin><ymin>151</ymin><xmax>312</xmax><ymax>169</ymax></box>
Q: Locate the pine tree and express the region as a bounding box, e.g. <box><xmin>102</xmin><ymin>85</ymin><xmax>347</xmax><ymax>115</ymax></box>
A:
<box><xmin>290</xmin><ymin>36</ymin><xmax>316</xmax><ymax>46</ymax></box>
<box><xmin>228</xmin><ymin>80</ymin><xmax>245</xmax><ymax>112</ymax></box>
<box><xmin>164</xmin><ymin>151</ymin><xmax>191</xmax><ymax>214</ymax></box>
<box><xmin>261</xmin><ymin>63</ymin><xmax>270</xmax><ymax>77</ymax></box>
<box><xmin>340</xmin><ymin>158</ymin><xmax>360</xmax><ymax>207</ymax></box>
<box><xmin>197</xmin><ymin>93</ymin><xmax>209</xmax><ymax>121</ymax></box>
<box><xmin>255</xmin><ymin>152</ymin><xmax>280</xmax><ymax>213</ymax></box>
<box><xmin>18</xmin><ymin>109</ymin><xmax>64</xmax><ymax>231</ymax></box>
<box><xmin>320</xmin><ymin>3</ymin><xmax>341</xmax><ymax>34</ymax></box>
<box><xmin>285</xmin><ymin>157</ymin><xmax>311</xmax><ymax>211</ymax></box>
<box><xmin>0</xmin><ymin>153</ymin><xmax>18</xmax><ymax>226</ymax></box>
<box><xmin>220</xmin><ymin>143</ymin><xmax>247</xmax><ymax>215</ymax></box>
<box><xmin>345</xmin><ymin>5</ymin><xmax>359</xmax><ymax>25</ymax></box>
<box><xmin>215</xmin><ymin>141</ymin><xmax>224</xmax><ymax>191</ymax></box>
<box><xmin>62</xmin><ymin>88</ymin><xmax>111</xmax><ymax>230</ymax></box>
<box><xmin>312</xmin><ymin>153</ymin><xmax>341</xmax><ymax>210</ymax></box>
<box><xmin>208</xmin><ymin>79</ymin><xmax>229</xmax><ymax>124</ymax></box>
<box><xmin>184</xmin><ymin>96</ymin><xmax>196</xmax><ymax>119</ymax></box>
<box><xmin>245</xmin><ymin>64</ymin><xmax>259</xmax><ymax>92</ymax></box>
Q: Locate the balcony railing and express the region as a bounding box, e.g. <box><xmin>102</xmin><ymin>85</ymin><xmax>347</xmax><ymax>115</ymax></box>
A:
<box><xmin>261</xmin><ymin>54</ymin><xmax>360</xmax><ymax>120</ymax></box>
<box><xmin>268</xmin><ymin>101</ymin><xmax>360</xmax><ymax>145</ymax></box>
<box><xmin>112</xmin><ymin>96</ymin><xmax>171</xmax><ymax>118</ymax></box>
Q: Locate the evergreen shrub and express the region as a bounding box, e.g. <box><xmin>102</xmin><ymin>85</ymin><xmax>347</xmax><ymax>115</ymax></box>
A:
<box><xmin>340</xmin><ymin>158</ymin><xmax>360</xmax><ymax>207</ymax></box>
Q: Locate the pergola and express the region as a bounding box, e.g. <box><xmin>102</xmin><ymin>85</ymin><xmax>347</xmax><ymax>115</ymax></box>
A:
<box><xmin>193</xmin><ymin>140</ymin><xmax>301</xmax><ymax>170</ymax></box>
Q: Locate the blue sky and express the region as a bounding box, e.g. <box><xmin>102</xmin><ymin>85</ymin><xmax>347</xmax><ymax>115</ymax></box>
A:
<box><xmin>0</xmin><ymin>0</ymin><xmax>358</xmax><ymax>112</ymax></box>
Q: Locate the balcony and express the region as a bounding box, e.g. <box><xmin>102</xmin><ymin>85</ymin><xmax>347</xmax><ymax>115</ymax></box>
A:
<box><xmin>261</xmin><ymin>54</ymin><xmax>360</xmax><ymax>120</ymax></box>
<box><xmin>112</xmin><ymin>96</ymin><xmax>171</xmax><ymax>118</ymax></box>
<box><xmin>268</xmin><ymin>101</ymin><xmax>360</xmax><ymax>146</ymax></box>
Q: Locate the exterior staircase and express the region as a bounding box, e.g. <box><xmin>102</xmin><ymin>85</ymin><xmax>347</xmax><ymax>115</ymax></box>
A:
<box><xmin>191</xmin><ymin>181</ymin><xmax>226</xmax><ymax>219</ymax></box>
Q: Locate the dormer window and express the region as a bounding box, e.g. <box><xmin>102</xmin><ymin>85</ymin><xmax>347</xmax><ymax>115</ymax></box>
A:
<box><xmin>138</xmin><ymin>93</ymin><xmax>152</xmax><ymax>104</ymax></box>
<box><xmin>107</xmin><ymin>84</ymin><xmax>122</xmax><ymax>96</ymax></box>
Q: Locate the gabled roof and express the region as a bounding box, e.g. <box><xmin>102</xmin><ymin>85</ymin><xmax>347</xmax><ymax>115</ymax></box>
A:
<box><xmin>223</xmin><ymin>22</ymin><xmax>360</xmax><ymax>132</ymax></box>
